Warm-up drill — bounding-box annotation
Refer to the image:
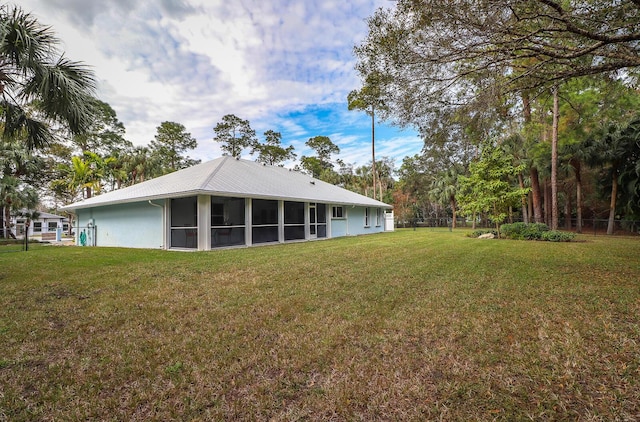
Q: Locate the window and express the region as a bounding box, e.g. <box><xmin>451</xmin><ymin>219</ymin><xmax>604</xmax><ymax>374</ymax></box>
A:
<box><xmin>33</xmin><ymin>222</ymin><xmax>42</xmax><ymax>232</ymax></box>
<box><xmin>376</xmin><ymin>208</ymin><xmax>382</xmax><ymax>227</ymax></box>
<box><xmin>170</xmin><ymin>196</ymin><xmax>198</xmax><ymax>248</ymax></box>
<box><xmin>332</xmin><ymin>206</ymin><xmax>344</xmax><ymax>219</ymax></box>
<box><xmin>252</xmin><ymin>199</ymin><xmax>279</xmax><ymax>244</ymax></box>
<box><xmin>211</xmin><ymin>196</ymin><xmax>245</xmax><ymax>248</ymax></box>
<box><xmin>284</xmin><ymin>201</ymin><xmax>305</xmax><ymax>241</ymax></box>
<box><xmin>364</xmin><ymin>208</ymin><xmax>370</xmax><ymax>227</ymax></box>
<box><xmin>48</xmin><ymin>222</ymin><xmax>58</xmax><ymax>232</ymax></box>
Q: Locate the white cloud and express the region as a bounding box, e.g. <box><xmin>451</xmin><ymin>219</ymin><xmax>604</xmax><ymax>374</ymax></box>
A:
<box><xmin>19</xmin><ymin>0</ymin><xmax>420</xmax><ymax>168</ymax></box>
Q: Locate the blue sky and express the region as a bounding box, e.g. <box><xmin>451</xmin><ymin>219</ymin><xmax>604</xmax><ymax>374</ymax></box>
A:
<box><xmin>20</xmin><ymin>0</ymin><xmax>422</xmax><ymax>169</ymax></box>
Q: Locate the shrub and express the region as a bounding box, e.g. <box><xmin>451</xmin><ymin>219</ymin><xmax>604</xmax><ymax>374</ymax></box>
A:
<box><xmin>500</xmin><ymin>223</ymin><xmax>549</xmax><ymax>240</ymax></box>
<box><xmin>500</xmin><ymin>222</ymin><xmax>527</xmax><ymax>239</ymax></box>
<box><xmin>541</xmin><ymin>230</ymin><xmax>576</xmax><ymax>242</ymax></box>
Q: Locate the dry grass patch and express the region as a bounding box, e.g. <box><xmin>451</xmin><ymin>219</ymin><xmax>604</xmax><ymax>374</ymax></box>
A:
<box><xmin>1</xmin><ymin>231</ymin><xmax>639</xmax><ymax>420</ymax></box>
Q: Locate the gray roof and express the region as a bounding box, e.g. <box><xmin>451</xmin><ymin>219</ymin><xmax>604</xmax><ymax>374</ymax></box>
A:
<box><xmin>60</xmin><ymin>157</ymin><xmax>392</xmax><ymax>211</ymax></box>
<box><xmin>15</xmin><ymin>210</ymin><xmax>66</xmax><ymax>220</ymax></box>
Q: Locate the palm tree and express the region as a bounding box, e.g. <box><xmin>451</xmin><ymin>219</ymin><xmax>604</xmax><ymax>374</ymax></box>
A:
<box><xmin>429</xmin><ymin>166</ymin><xmax>461</xmax><ymax>228</ymax></box>
<box><xmin>1</xmin><ymin>175</ymin><xmax>38</xmax><ymax>238</ymax></box>
<box><xmin>348</xmin><ymin>71</ymin><xmax>388</xmax><ymax>201</ymax></box>
<box><xmin>124</xmin><ymin>146</ymin><xmax>161</xmax><ymax>185</ymax></box>
<box><xmin>54</xmin><ymin>152</ymin><xmax>105</xmax><ymax>200</ymax></box>
<box><xmin>561</xmin><ymin>140</ymin><xmax>591</xmax><ymax>233</ymax></box>
<box><xmin>1</xmin><ymin>138</ymin><xmax>42</xmax><ymax>238</ymax></box>
<box><xmin>585</xmin><ymin>123</ymin><xmax>630</xmax><ymax>235</ymax></box>
<box><xmin>0</xmin><ymin>4</ymin><xmax>96</xmax><ymax>149</ymax></box>
<box><xmin>501</xmin><ymin>134</ymin><xmax>531</xmax><ymax>224</ymax></box>
<box><xmin>106</xmin><ymin>156</ymin><xmax>128</xmax><ymax>190</ymax></box>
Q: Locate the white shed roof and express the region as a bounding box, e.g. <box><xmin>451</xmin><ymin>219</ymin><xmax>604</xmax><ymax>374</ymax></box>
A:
<box><xmin>60</xmin><ymin>157</ymin><xmax>392</xmax><ymax>211</ymax></box>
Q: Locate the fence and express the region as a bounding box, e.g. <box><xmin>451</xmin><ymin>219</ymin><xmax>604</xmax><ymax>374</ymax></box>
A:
<box><xmin>398</xmin><ymin>217</ymin><xmax>640</xmax><ymax>236</ymax></box>
<box><xmin>0</xmin><ymin>225</ymin><xmax>97</xmax><ymax>253</ymax></box>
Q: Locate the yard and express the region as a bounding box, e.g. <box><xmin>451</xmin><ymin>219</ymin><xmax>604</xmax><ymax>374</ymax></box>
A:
<box><xmin>1</xmin><ymin>230</ymin><xmax>639</xmax><ymax>420</ymax></box>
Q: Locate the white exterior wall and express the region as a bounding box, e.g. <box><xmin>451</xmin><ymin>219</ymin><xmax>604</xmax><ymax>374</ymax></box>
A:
<box><xmin>76</xmin><ymin>201</ymin><xmax>164</xmax><ymax>249</ymax></box>
<box><xmin>10</xmin><ymin>216</ymin><xmax>64</xmax><ymax>238</ymax></box>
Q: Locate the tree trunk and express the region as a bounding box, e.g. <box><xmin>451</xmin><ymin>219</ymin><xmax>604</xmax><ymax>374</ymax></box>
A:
<box><xmin>450</xmin><ymin>196</ymin><xmax>457</xmax><ymax>229</ymax></box>
<box><xmin>523</xmin><ymin>91</ymin><xmax>532</xmax><ymax>123</ymax></box>
<box><xmin>544</xmin><ymin>179</ymin><xmax>550</xmax><ymax>226</ymax></box>
<box><xmin>518</xmin><ymin>90</ymin><xmax>542</xmax><ymax>227</ymax></box>
<box><xmin>2</xmin><ymin>205</ymin><xmax>8</xmax><ymax>238</ymax></box>
<box><xmin>371</xmin><ymin>107</ymin><xmax>377</xmax><ymax>201</ymax></box>
<box><xmin>551</xmin><ymin>86</ymin><xmax>559</xmax><ymax>230</ymax></box>
<box><xmin>518</xmin><ymin>173</ymin><xmax>528</xmax><ymax>224</ymax></box>
<box><xmin>67</xmin><ymin>212</ymin><xmax>74</xmax><ymax>235</ymax></box>
<box><xmin>530</xmin><ymin>167</ymin><xmax>543</xmax><ymax>223</ymax></box>
<box><xmin>576</xmin><ymin>175</ymin><xmax>582</xmax><ymax>233</ymax></box>
<box><xmin>575</xmin><ymin>163</ymin><xmax>582</xmax><ymax>233</ymax></box>
<box><xmin>564</xmin><ymin>190</ymin><xmax>572</xmax><ymax>230</ymax></box>
<box><xmin>3</xmin><ymin>202</ymin><xmax>16</xmax><ymax>239</ymax></box>
<box><xmin>607</xmin><ymin>171</ymin><xmax>618</xmax><ymax>235</ymax></box>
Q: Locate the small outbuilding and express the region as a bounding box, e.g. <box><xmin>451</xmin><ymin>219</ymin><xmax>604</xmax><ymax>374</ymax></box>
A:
<box><xmin>3</xmin><ymin>210</ymin><xmax>68</xmax><ymax>240</ymax></box>
<box><xmin>60</xmin><ymin>157</ymin><xmax>393</xmax><ymax>250</ymax></box>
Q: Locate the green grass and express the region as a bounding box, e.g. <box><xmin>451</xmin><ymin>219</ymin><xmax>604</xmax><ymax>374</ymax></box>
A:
<box><xmin>1</xmin><ymin>230</ymin><xmax>639</xmax><ymax>420</ymax></box>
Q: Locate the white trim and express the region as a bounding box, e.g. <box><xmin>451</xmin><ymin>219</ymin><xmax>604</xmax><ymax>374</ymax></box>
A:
<box><xmin>245</xmin><ymin>198</ymin><xmax>252</xmax><ymax>246</ymax></box>
<box><xmin>198</xmin><ymin>195</ymin><xmax>210</xmax><ymax>251</ymax></box>
<box><xmin>278</xmin><ymin>200</ymin><xmax>285</xmax><ymax>243</ymax></box>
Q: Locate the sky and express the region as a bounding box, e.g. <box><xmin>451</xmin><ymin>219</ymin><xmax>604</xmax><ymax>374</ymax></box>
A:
<box><xmin>19</xmin><ymin>0</ymin><xmax>423</xmax><ymax>170</ymax></box>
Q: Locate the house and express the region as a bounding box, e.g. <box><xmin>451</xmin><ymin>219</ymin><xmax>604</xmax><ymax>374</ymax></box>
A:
<box><xmin>59</xmin><ymin>157</ymin><xmax>394</xmax><ymax>250</ymax></box>
<box><xmin>3</xmin><ymin>210</ymin><xmax>68</xmax><ymax>240</ymax></box>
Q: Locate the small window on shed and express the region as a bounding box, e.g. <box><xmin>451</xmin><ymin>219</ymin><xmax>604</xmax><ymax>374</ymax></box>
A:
<box><xmin>332</xmin><ymin>206</ymin><xmax>344</xmax><ymax>219</ymax></box>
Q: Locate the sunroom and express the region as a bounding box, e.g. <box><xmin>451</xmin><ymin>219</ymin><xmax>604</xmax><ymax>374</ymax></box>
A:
<box><xmin>169</xmin><ymin>195</ymin><xmax>332</xmax><ymax>250</ymax></box>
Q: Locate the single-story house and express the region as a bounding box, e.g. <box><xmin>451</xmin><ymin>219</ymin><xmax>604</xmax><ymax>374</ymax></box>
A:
<box><xmin>1</xmin><ymin>210</ymin><xmax>68</xmax><ymax>239</ymax></box>
<box><xmin>60</xmin><ymin>156</ymin><xmax>394</xmax><ymax>250</ymax></box>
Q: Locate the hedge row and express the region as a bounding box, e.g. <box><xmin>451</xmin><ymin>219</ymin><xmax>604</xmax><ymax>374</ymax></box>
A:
<box><xmin>468</xmin><ymin>223</ymin><xmax>576</xmax><ymax>242</ymax></box>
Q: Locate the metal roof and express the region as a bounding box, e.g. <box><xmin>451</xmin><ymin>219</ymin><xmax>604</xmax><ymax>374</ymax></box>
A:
<box><xmin>60</xmin><ymin>157</ymin><xmax>393</xmax><ymax>211</ymax></box>
<box><xmin>14</xmin><ymin>210</ymin><xmax>67</xmax><ymax>219</ymax></box>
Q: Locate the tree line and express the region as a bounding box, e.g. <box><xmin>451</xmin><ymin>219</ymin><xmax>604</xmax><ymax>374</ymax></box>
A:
<box><xmin>353</xmin><ymin>0</ymin><xmax>640</xmax><ymax>234</ymax></box>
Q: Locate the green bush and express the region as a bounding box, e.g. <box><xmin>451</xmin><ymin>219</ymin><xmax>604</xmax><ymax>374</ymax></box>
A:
<box><xmin>499</xmin><ymin>223</ymin><xmax>575</xmax><ymax>242</ymax></box>
<box><xmin>541</xmin><ymin>230</ymin><xmax>576</xmax><ymax>242</ymax></box>
<box><xmin>500</xmin><ymin>223</ymin><xmax>549</xmax><ymax>240</ymax></box>
<box><xmin>500</xmin><ymin>222</ymin><xmax>527</xmax><ymax>239</ymax></box>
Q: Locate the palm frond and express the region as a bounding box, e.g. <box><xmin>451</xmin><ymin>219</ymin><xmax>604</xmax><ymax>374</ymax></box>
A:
<box><xmin>0</xmin><ymin>4</ymin><xmax>96</xmax><ymax>148</ymax></box>
<box><xmin>21</xmin><ymin>57</ymin><xmax>96</xmax><ymax>134</ymax></box>
<box><xmin>0</xmin><ymin>4</ymin><xmax>58</xmax><ymax>71</ymax></box>
<box><xmin>1</xmin><ymin>100</ymin><xmax>53</xmax><ymax>149</ymax></box>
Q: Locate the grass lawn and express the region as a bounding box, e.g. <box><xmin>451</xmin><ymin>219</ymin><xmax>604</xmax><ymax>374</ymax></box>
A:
<box><xmin>1</xmin><ymin>230</ymin><xmax>639</xmax><ymax>420</ymax></box>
